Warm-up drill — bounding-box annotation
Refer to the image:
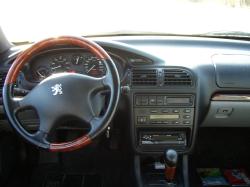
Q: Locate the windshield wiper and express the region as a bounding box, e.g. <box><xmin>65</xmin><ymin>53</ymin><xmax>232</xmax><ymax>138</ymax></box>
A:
<box><xmin>12</xmin><ymin>30</ymin><xmax>250</xmax><ymax>44</ymax></box>
<box><xmin>85</xmin><ymin>30</ymin><xmax>250</xmax><ymax>41</ymax></box>
<box><xmin>201</xmin><ymin>30</ymin><xmax>250</xmax><ymax>39</ymax></box>
<box><xmin>84</xmin><ymin>30</ymin><xmax>200</xmax><ymax>38</ymax></box>
<box><xmin>12</xmin><ymin>40</ymin><xmax>34</xmax><ymax>45</ymax></box>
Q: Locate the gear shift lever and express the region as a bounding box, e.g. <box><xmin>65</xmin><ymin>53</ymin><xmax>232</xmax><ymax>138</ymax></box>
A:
<box><xmin>164</xmin><ymin>149</ymin><xmax>178</xmax><ymax>182</ymax></box>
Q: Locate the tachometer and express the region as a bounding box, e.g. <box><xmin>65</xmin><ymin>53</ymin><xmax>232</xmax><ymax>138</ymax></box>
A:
<box><xmin>84</xmin><ymin>58</ymin><xmax>106</xmax><ymax>77</ymax></box>
<box><xmin>50</xmin><ymin>61</ymin><xmax>71</xmax><ymax>73</ymax></box>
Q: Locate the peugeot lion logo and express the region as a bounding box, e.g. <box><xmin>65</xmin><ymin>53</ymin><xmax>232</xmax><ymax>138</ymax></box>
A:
<box><xmin>51</xmin><ymin>84</ymin><xmax>63</xmax><ymax>96</ymax></box>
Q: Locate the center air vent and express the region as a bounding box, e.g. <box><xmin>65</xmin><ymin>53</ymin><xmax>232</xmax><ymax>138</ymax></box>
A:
<box><xmin>164</xmin><ymin>69</ymin><xmax>193</xmax><ymax>86</ymax></box>
<box><xmin>0</xmin><ymin>71</ymin><xmax>7</xmax><ymax>97</ymax></box>
<box><xmin>132</xmin><ymin>69</ymin><xmax>157</xmax><ymax>86</ymax></box>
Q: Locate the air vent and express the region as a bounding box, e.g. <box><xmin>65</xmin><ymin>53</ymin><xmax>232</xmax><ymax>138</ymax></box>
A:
<box><xmin>164</xmin><ymin>69</ymin><xmax>193</xmax><ymax>86</ymax></box>
<box><xmin>0</xmin><ymin>71</ymin><xmax>7</xmax><ymax>97</ymax></box>
<box><xmin>132</xmin><ymin>69</ymin><xmax>157</xmax><ymax>86</ymax></box>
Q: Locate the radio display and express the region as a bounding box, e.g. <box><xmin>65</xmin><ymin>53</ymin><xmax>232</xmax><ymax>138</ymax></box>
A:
<box><xmin>166</xmin><ymin>97</ymin><xmax>190</xmax><ymax>104</ymax></box>
<box><xmin>150</xmin><ymin>114</ymin><xmax>180</xmax><ymax>120</ymax></box>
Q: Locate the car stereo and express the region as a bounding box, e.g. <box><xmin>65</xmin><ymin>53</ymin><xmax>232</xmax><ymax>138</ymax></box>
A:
<box><xmin>139</xmin><ymin>131</ymin><xmax>187</xmax><ymax>146</ymax></box>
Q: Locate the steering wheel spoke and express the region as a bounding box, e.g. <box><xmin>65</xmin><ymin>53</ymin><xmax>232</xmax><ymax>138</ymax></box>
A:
<box><xmin>32</xmin><ymin>130</ymin><xmax>49</xmax><ymax>145</ymax></box>
<box><xmin>38</xmin><ymin>117</ymin><xmax>56</xmax><ymax>135</ymax></box>
<box><xmin>85</xmin><ymin>75</ymin><xmax>112</xmax><ymax>94</ymax></box>
<box><xmin>11</xmin><ymin>95</ymin><xmax>32</xmax><ymax>112</ymax></box>
<box><xmin>88</xmin><ymin>116</ymin><xmax>109</xmax><ymax>139</ymax></box>
<box><xmin>102</xmin><ymin>72</ymin><xmax>114</xmax><ymax>89</ymax></box>
<box><xmin>89</xmin><ymin>117</ymin><xmax>102</xmax><ymax>129</ymax></box>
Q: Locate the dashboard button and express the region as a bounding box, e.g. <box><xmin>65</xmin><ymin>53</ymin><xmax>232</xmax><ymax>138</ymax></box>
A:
<box><xmin>173</xmin><ymin>109</ymin><xmax>180</xmax><ymax>113</ymax></box>
<box><xmin>157</xmin><ymin>96</ymin><xmax>164</xmax><ymax>105</ymax></box>
<box><xmin>183</xmin><ymin>121</ymin><xmax>191</xmax><ymax>124</ymax></box>
<box><xmin>149</xmin><ymin>96</ymin><xmax>156</xmax><ymax>105</ymax></box>
<box><xmin>150</xmin><ymin>109</ymin><xmax>158</xmax><ymax>113</ymax></box>
<box><xmin>183</xmin><ymin>115</ymin><xmax>191</xmax><ymax>119</ymax></box>
<box><xmin>184</xmin><ymin>109</ymin><xmax>191</xmax><ymax>113</ymax></box>
<box><xmin>141</xmin><ymin>96</ymin><xmax>149</xmax><ymax>105</ymax></box>
<box><xmin>137</xmin><ymin>116</ymin><xmax>147</xmax><ymax>124</ymax></box>
<box><xmin>135</xmin><ymin>96</ymin><xmax>141</xmax><ymax>105</ymax></box>
<box><xmin>162</xmin><ymin>109</ymin><xmax>169</xmax><ymax>113</ymax></box>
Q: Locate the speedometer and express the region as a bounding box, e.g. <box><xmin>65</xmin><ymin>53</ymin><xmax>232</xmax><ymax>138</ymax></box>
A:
<box><xmin>84</xmin><ymin>58</ymin><xmax>106</xmax><ymax>77</ymax></box>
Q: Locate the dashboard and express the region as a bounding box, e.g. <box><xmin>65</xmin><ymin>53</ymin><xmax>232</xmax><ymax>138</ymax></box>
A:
<box><xmin>1</xmin><ymin>35</ymin><xmax>250</xmax><ymax>155</ymax></box>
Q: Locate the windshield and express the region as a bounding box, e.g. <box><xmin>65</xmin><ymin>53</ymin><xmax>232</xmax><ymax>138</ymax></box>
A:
<box><xmin>1</xmin><ymin>0</ymin><xmax>250</xmax><ymax>42</ymax></box>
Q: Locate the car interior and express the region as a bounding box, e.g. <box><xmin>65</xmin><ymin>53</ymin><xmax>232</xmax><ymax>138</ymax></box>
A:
<box><xmin>1</xmin><ymin>1</ymin><xmax>250</xmax><ymax>187</ymax></box>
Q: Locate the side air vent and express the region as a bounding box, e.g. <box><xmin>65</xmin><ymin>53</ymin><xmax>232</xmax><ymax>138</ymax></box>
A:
<box><xmin>164</xmin><ymin>69</ymin><xmax>193</xmax><ymax>86</ymax></box>
<box><xmin>132</xmin><ymin>69</ymin><xmax>157</xmax><ymax>86</ymax></box>
<box><xmin>0</xmin><ymin>71</ymin><xmax>7</xmax><ymax>97</ymax></box>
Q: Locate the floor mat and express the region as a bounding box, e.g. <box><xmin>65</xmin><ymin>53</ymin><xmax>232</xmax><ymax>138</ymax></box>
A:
<box><xmin>40</xmin><ymin>173</ymin><xmax>102</xmax><ymax>187</ymax></box>
<box><xmin>30</xmin><ymin>165</ymin><xmax>103</xmax><ymax>187</ymax></box>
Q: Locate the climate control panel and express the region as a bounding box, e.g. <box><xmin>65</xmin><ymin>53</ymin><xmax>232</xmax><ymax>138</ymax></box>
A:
<box><xmin>135</xmin><ymin>107</ymin><xmax>194</xmax><ymax>126</ymax></box>
<box><xmin>134</xmin><ymin>94</ymin><xmax>195</xmax><ymax>127</ymax></box>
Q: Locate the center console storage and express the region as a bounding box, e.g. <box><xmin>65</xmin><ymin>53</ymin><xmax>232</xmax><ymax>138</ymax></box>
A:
<box><xmin>133</xmin><ymin>94</ymin><xmax>195</xmax><ymax>153</ymax></box>
<box><xmin>134</xmin><ymin>153</ymin><xmax>188</xmax><ymax>187</ymax></box>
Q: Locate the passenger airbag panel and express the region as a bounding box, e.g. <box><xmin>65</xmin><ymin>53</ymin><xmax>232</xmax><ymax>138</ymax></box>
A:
<box><xmin>213</xmin><ymin>54</ymin><xmax>250</xmax><ymax>88</ymax></box>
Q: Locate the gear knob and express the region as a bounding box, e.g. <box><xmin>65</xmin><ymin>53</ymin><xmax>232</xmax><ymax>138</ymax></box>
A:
<box><xmin>165</xmin><ymin>149</ymin><xmax>178</xmax><ymax>167</ymax></box>
<box><xmin>164</xmin><ymin>149</ymin><xmax>178</xmax><ymax>182</ymax></box>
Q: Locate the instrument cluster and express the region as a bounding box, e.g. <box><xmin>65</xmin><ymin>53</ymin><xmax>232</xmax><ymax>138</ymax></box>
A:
<box><xmin>26</xmin><ymin>49</ymin><xmax>125</xmax><ymax>82</ymax></box>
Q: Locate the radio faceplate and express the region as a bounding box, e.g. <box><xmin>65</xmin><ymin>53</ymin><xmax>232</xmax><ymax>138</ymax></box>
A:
<box><xmin>140</xmin><ymin>131</ymin><xmax>187</xmax><ymax>146</ymax></box>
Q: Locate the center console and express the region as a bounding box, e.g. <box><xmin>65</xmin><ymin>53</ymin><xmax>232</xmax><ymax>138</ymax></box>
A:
<box><xmin>133</xmin><ymin>94</ymin><xmax>195</xmax><ymax>153</ymax></box>
<box><xmin>133</xmin><ymin>93</ymin><xmax>195</xmax><ymax>152</ymax></box>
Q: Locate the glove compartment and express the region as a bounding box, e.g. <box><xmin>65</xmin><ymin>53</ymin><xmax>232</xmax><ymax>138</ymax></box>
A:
<box><xmin>201</xmin><ymin>94</ymin><xmax>250</xmax><ymax>127</ymax></box>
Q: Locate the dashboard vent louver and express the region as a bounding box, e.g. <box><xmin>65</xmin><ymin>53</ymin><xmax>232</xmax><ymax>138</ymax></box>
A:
<box><xmin>132</xmin><ymin>69</ymin><xmax>157</xmax><ymax>86</ymax></box>
<box><xmin>0</xmin><ymin>71</ymin><xmax>7</xmax><ymax>97</ymax></box>
<box><xmin>164</xmin><ymin>69</ymin><xmax>193</xmax><ymax>86</ymax></box>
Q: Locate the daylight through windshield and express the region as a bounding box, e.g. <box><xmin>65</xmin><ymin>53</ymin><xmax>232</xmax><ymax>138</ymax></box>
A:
<box><xmin>1</xmin><ymin>0</ymin><xmax>250</xmax><ymax>42</ymax></box>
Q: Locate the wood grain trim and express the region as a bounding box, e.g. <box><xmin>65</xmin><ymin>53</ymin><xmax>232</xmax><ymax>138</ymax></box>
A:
<box><xmin>212</xmin><ymin>94</ymin><xmax>250</xmax><ymax>101</ymax></box>
<box><xmin>5</xmin><ymin>36</ymin><xmax>109</xmax><ymax>84</ymax></box>
<box><xmin>165</xmin><ymin>167</ymin><xmax>176</xmax><ymax>182</ymax></box>
<box><xmin>50</xmin><ymin>135</ymin><xmax>91</xmax><ymax>152</ymax></box>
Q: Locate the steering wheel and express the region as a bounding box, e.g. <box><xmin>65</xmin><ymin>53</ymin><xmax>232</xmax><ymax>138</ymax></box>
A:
<box><xmin>3</xmin><ymin>36</ymin><xmax>120</xmax><ymax>152</ymax></box>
